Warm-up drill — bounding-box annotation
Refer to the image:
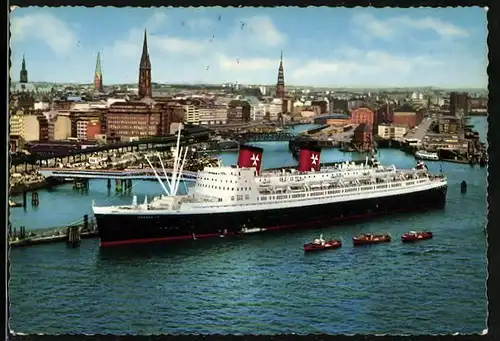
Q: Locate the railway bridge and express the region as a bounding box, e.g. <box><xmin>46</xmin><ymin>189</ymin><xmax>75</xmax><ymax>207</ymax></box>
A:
<box><xmin>236</xmin><ymin>132</ymin><xmax>296</xmax><ymax>143</ymax></box>
<box><xmin>38</xmin><ymin>168</ymin><xmax>199</xmax><ymax>182</ymax></box>
<box><xmin>11</xmin><ymin>132</ymin><xmax>208</xmax><ymax>172</ymax></box>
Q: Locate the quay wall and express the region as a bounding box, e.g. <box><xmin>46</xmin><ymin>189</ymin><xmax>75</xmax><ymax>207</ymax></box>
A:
<box><xmin>10</xmin><ymin>178</ymin><xmax>68</xmax><ymax>195</ymax></box>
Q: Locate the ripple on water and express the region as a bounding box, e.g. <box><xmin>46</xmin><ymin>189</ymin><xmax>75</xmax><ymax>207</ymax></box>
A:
<box><xmin>9</xmin><ymin>119</ymin><xmax>488</xmax><ymax>335</ymax></box>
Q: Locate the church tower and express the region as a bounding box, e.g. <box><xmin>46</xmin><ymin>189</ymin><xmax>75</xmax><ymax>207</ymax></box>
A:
<box><xmin>94</xmin><ymin>52</ymin><xmax>103</xmax><ymax>91</ymax></box>
<box><xmin>20</xmin><ymin>54</ymin><xmax>28</xmax><ymax>83</ymax></box>
<box><xmin>138</xmin><ymin>29</ymin><xmax>152</xmax><ymax>98</ymax></box>
<box><xmin>275</xmin><ymin>50</ymin><xmax>285</xmax><ymax>99</ymax></box>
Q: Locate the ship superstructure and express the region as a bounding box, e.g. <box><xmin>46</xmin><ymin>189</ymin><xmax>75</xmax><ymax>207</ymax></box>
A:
<box><xmin>93</xmin><ymin>128</ymin><xmax>448</xmax><ymax>247</ymax></box>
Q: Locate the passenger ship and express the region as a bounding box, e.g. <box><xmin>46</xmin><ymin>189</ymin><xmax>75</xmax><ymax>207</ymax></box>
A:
<box><xmin>92</xmin><ymin>128</ymin><xmax>448</xmax><ymax>247</ymax></box>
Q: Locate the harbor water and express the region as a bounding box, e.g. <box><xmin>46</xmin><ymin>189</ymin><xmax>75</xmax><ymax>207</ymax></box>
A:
<box><xmin>9</xmin><ymin>118</ymin><xmax>488</xmax><ymax>335</ymax></box>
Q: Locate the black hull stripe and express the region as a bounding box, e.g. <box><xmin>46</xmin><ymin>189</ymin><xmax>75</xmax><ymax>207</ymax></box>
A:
<box><xmin>96</xmin><ymin>186</ymin><xmax>447</xmax><ymax>247</ymax></box>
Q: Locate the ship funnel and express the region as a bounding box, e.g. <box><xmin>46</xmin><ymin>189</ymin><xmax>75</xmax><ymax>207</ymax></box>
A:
<box><xmin>298</xmin><ymin>145</ymin><xmax>322</xmax><ymax>172</ymax></box>
<box><xmin>237</xmin><ymin>144</ymin><xmax>264</xmax><ymax>175</ymax></box>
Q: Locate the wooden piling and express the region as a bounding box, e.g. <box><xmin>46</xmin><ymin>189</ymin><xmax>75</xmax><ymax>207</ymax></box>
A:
<box><xmin>461</xmin><ymin>181</ymin><xmax>467</xmax><ymax>194</ymax></box>
<box><xmin>83</xmin><ymin>215</ymin><xmax>89</xmax><ymax>231</ymax></box>
<box><xmin>22</xmin><ymin>191</ymin><xmax>27</xmax><ymax>208</ymax></box>
<box><xmin>31</xmin><ymin>192</ymin><xmax>39</xmax><ymax>206</ymax></box>
<box><xmin>67</xmin><ymin>226</ymin><xmax>81</xmax><ymax>247</ymax></box>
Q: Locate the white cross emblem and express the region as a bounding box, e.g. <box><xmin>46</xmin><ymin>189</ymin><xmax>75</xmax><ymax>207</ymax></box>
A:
<box><xmin>250</xmin><ymin>153</ymin><xmax>260</xmax><ymax>166</ymax></box>
<box><xmin>310</xmin><ymin>153</ymin><xmax>319</xmax><ymax>165</ymax></box>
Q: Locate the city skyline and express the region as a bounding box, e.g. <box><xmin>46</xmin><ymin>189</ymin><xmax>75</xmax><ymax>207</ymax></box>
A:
<box><xmin>10</xmin><ymin>6</ymin><xmax>488</xmax><ymax>88</ymax></box>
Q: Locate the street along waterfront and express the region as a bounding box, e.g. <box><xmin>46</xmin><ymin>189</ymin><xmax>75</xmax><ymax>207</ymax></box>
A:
<box><xmin>9</xmin><ymin>118</ymin><xmax>487</xmax><ymax>334</ymax></box>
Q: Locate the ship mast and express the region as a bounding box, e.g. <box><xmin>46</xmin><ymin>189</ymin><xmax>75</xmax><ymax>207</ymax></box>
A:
<box><xmin>143</xmin><ymin>123</ymin><xmax>188</xmax><ymax>197</ymax></box>
<box><xmin>144</xmin><ymin>156</ymin><xmax>170</xmax><ymax>196</ymax></box>
<box><xmin>157</xmin><ymin>152</ymin><xmax>173</xmax><ymax>193</ymax></box>
<box><xmin>170</xmin><ymin>124</ymin><xmax>185</xmax><ymax>196</ymax></box>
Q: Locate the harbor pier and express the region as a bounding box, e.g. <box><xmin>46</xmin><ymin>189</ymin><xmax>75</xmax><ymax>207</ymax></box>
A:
<box><xmin>9</xmin><ymin>215</ymin><xmax>98</xmax><ymax>249</ymax></box>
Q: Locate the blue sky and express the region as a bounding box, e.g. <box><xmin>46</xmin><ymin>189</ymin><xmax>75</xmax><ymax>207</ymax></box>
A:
<box><xmin>10</xmin><ymin>7</ymin><xmax>487</xmax><ymax>88</ymax></box>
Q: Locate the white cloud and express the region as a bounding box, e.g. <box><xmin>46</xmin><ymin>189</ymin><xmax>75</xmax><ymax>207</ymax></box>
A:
<box><xmin>105</xmin><ymin>13</ymin><xmax>287</xmax><ymax>75</ymax></box>
<box><xmin>10</xmin><ymin>9</ymin><xmax>484</xmax><ymax>87</ymax></box>
<box><xmin>145</xmin><ymin>11</ymin><xmax>168</xmax><ymax>31</ymax></box>
<box><xmin>10</xmin><ymin>12</ymin><xmax>78</xmax><ymax>55</ymax></box>
<box><xmin>186</xmin><ymin>18</ymin><xmax>214</xmax><ymax>30</ymax></box>
<box><xmin>149</xmin><ymin>35</ymin><xmax>208</xmax><ymax>54</ymax></box>
<box><xmin>290</xmin><ymin>49</ymin><xmax>445</xmax><ymax>86</ymax></box>
<box><xmin>217</xmin><ymin>53</ymin><xmax>279</xmax><ymax>71</ymax></box>
<box><xmin>393</xmin><ymin>16</ymin><xmax>469</xmax><ymax>38</ymax></box>
<box><xmin>350</xmin><ymin>13</ymin><xmax>394</xmax><ymax>39</ymax></box>
<box><xmin>231</xmin><ymin>15</ymin><xmax>286</xmax><ymax>47</ymax></box>
<box><xmin>351</xmin><ymin>13</ymin><xmax>469</xmax><ymax>40</ymax></box>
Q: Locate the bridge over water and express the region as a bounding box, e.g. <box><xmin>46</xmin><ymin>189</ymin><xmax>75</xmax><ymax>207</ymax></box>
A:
<box><xmin>38</xmin><ymin>168</ymin><xmax>199</xmax><ymax>182</ymax></box>
<box><xmin>236</xmin><ymin>131</ymin><xmax>296</xmax><ymax>143</ymax></box>
<box><xmin>11</xmin><ymin>132</ymin><xmax>209</xmax><ymax>171</ymax></box>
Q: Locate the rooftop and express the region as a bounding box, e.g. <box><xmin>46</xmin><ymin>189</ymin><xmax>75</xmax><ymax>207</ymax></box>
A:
<box><xmin>316</xmin><ymin>114</ymin><xmax>350</xmax><ymax>120</ymax></box>
<box><xmin>393</xmin><ymin>111</ymin><xmax>416</xmax><ymax>116</ymax></box>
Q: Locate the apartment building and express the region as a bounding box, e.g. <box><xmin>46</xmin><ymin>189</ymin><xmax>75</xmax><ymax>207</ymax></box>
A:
<box><xmin>182</xmin><ymin>105</ymin><xmax>200</xmax><ymax>125</ymax></box>
<box><xmin>22</xmin><ymin>115</ymin><xmax>49</xmax><ymax>141</ymax></box>
<box><xmin>9</xmin><ymin>114</ymin><xmax>24</xmax><ymax>137</ymax></box>
<box><xmin>377</xmin><ymin>124</ymin><xmax>408</xmax><ymax>139</ymax></box>
<box><xmin>198</xmin><ymin>105</ymin><xmax>228</xmax><ymax>125</ymax></box>
<box><xmin>52</xmin><ymin>116</ymin><xmax>72</xmax><ymax>140</ymax></box>
<box><xmin>350</xmin><ymin>107</ymin><xmax>375</xmax><ymax>126</ymax></box>
<box><xmin>268</xmin><ymin>102</ymin><xmax>282</xmax><ymax>121</ymax></box>
<box><xmin>106</xmin><ymin>101</ymin><xmax>183</xmax><ymax>138</ymax></box>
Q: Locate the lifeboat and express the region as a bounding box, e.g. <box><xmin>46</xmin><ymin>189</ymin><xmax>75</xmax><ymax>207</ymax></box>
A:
<box><xmin>352</xmin><ymin>233</ymin><xmax>391</xmax><ymax>246</ymax></box>
<box><xmin>401</xmin><ymin>231</ymin><xmax>433</xmax><ymax>243</ymax></box>
<box><xmin>303</xmin><ymin>234</ymin><xmax>342</xmax><ymax>252</ymax></box>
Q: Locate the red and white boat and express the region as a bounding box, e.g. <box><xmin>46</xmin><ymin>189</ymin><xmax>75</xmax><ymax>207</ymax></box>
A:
<box><xmin>303</xmin><ymin>234</ymin><xmax>342</xmax><ymax>252</ymax></box>
<box><xmin>352</xmin><ymin>233</ymin><xmax>391</xmax><ymax>246</ymax></box>
<box><xmin>401</xmin><ymin>231</ymin><xmax>433</xmax><ymax>242</ymax></box>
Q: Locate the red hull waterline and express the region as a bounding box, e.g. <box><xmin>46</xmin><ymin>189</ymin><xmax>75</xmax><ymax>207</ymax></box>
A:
<box><xmin>401</xmin><ymin>231</ymin><xmax>433</xmax><ymax>243</ymax></box>
<box><xmin>303</xmin><ymin>240</ymin><xmax>342</xmax><ymax>252</ymax></box>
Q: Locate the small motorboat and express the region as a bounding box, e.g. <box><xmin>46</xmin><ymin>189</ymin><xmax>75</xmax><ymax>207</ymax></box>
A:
<box><xmin>352</xmin><ymin>233</ymin><xmax>391</xmax><ymax>246</ymax></box>
<box><xmin>304</xmin><ymin>234</ymin><xmax>342</xmax><ymax>252</ymax></box>
<box><xmin>401</xmin><ymin>231</ymin><xmax>433</xmax><ymax>243</ymax></box>
<box><xmin>415</xmin><ymin>150</ymin><xmax>439</xmax><ymax>161</ymax></box>
<box><xmin>9</xmin><ymin>200</ymin><xmax>23</xmax><ymax>208</ymax></box>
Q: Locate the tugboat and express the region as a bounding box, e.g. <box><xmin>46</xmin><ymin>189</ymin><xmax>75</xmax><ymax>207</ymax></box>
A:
<box><xmin>401</xmin><ymin>231</ymin><xmax>433</xmax><ymax>243</ymax></box>
<box><xmin>303</xmin><ymin>234</ymin><xmax>342</xmax><ymax>252</ymax></box>
<box><xmin>352</xmin><ymin>233</ymin><xmax>391</xmax><ymax>246</ymax></box>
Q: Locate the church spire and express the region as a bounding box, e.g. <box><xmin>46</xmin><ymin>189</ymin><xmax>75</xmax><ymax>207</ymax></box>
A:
<box><xmin>138</xmin><ymin>29</ymin><xmax>152</xmax><ymax>98</ymax></box>
<box><xmin>94</xmin><ymin>52</ymin><xmax>103</xmax><ymax>92</ymax></box>
<box><xmin>275</xmin><ymin>50</ymin><xmax>285</xmax><ymax>99</ymax></box>
<box><xmin>20</xmin><ymin>54</ymin><xmax>28</xmax><ymax>83</ymax></box>
<box><xmin>140</xmin><ymin>29</ymin><xmax>151</xmax><ymax>69</ymax></box>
